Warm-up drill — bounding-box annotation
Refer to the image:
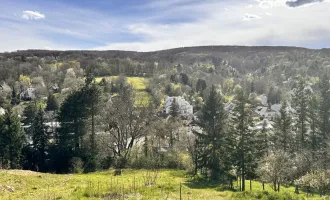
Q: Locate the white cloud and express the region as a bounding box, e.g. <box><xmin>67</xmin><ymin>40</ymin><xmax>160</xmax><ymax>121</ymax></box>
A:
<box><xmin>265</xmin><ymin>12</ymin><xmax>273</xmax><ymax>15</ymax></box>
<box><xmin>243</xmin><ymin>13</ymin><xmax>261</xmax><ymax>20</ymax></box>
<box><xmin>95</xmin><ymin>0</ymin><xmax>330</xmax><ymax>51</ymax></box>
<box><xmin>21</xmin><ymin>10</ymin><xmax>45</xmax><ymax>20</ymax></box>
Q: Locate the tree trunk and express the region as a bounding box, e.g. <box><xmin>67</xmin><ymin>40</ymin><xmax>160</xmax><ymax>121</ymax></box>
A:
<box><xmin>295</xmin><ymin>185</ymin><xmax>299</xmax><ymax>194</ymax></box>
<box><xmin>262</xmin><ymin>182</ymin><xmax>265</xmax><ymax>191</ymax></box>
<box><xmin>273</xmin><ymin>181</ymin><xmax>277</xmax><ymax>192</ymax></box>
<box><xmin>277</xmin><ymin>183</ymin><xmax>280</xmax><ymax>192</ymax></box>
<box><xmin>250</xmin><ymin>180</ymin><xmax>252</xmax><ymax>191</ymax></box>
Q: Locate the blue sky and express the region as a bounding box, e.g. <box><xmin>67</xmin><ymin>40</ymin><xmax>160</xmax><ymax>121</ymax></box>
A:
<box><xmin>0</xmin><ymin>0</ymin><xmax>330</xmax><ymax>52</ymax></box>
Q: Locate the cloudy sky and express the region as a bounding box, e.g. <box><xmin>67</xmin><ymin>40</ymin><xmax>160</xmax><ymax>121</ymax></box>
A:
<box><xmin>0</xmin><ymin>0</ymin><xmax>329</xmax><ymax>52</ymax></box>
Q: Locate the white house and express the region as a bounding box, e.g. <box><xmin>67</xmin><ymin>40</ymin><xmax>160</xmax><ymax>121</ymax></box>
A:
<box><xmin>20</xmin><ymin>87</ymin><xmax>36</xmax><ymax>100</ymax></box>
<box><xmin>0</xmin><ymin>107</ymin><xmax>5</xmax><ymax>116</ymax></box>
<box><xmin>164</xmin><ymin>96</ymin><xmax>193</xmax><ymax>116</ymax></box>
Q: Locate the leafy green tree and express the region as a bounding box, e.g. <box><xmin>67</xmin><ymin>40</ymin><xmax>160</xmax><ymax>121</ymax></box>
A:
<box><xmin>195</xmin><ymin>85</ymin><xmax>229</xmax><ymax>181</ymax></box>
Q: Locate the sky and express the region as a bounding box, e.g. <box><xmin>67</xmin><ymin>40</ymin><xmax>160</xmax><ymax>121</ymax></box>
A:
<box><xmin>0</xmin><ymin>0</ymin><xmax>330</xmax><ymax>52</ymax></box>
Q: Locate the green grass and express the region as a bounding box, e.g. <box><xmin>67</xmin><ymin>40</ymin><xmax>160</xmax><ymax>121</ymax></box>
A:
<box><xmin>96</xmin><ymin>76</ymin><xmax>151</xmax><ymax>106</ymax></box>
<box><xmin>0</xmin><ymin>169</ymin><xmax>322</xmax><ymax>200</ymax></box>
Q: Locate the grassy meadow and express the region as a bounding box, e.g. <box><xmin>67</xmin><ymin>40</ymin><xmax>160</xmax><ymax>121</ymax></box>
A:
<box><xmin>95</xmin><ymin>76</ymin><xmax>151</xmax><ymax>106</ymax></box>
<box><xmin>0</xmin><ymin>169</ymin><xmax>324</xmax><ymax>200</ymax></box>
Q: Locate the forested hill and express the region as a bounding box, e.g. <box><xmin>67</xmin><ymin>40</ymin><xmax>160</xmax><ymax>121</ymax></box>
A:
<box><xmin>1</xmin><ymin>45</ymin><xmax>327</xmax><ymax>60</ymax></box>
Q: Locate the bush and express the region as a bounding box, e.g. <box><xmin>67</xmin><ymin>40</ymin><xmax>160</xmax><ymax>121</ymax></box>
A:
<box><xmin>70</xmin><ymin>157</ymin><xmax>83</xmax><ymax>174</ymax></box>
<box><xmin>232</xmin><ymin>191</ymin><xmax>303</xmax><ymax>200</ymax></box>
<box><xmin>100</xmin><ymin>156</ymin><xmax>113</xmax><ymax>170</ymax></box>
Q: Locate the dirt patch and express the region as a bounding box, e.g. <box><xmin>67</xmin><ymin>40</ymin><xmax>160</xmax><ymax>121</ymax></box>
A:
<box><xmin>1</xmin><ymin>170</ymin><xmax>41</xmax><ymax>176</ymax></box>
<box><xmin>0</xmin><ymin>185</ymin><xmax>15</xmax><ymax>192</ymax></box>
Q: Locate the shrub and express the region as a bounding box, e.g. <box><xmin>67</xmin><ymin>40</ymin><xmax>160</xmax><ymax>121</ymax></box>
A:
<box><xmin>232</xmin><ymin>191</ymin><xmax>303</xmax><ymax>200</ymax></box>
<box><xmin>70</xmin><ymin>157</ymin><xmax>83</xmax><ymax>174</ymax></box>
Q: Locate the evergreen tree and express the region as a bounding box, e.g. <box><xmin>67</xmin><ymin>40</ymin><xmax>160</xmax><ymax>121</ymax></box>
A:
<box><xmin>82</xmin><ymin>71</ymin><xmax>102</xmax><ymax>172</ymax></box>
<box><xmin>0</xmin><ymin>107</ymin><xmax>25</xmax><ymax>169</ymax></box>
<box><xmin>22</xmin><ymin>102</ymin><xmax>38</xmax><ymax>125</ymax></box>
<box><xmin>318</xmin><ymin>75</ymin><xmax>330</xmax><ymax>167</ymax></box>
<box><xmin>195</xmin><ymin>85</ymin><xmax>229</xmax><ymax>181</ymax></box>
<box><xmin>56</xmin><ymin>89</ymin><xmax>87</xmax><ymax>173</ymax></box>
<box><xmin>273</xmin><ymin>101</ymin><xmax>293</xmax><ymax>152</ymax></box>
<box><xmin>31</xmin><ymin>108</ymin><xmax>49</xmax><ymax>171</ymax></box>
<box><xmin>292</xmin><ymin>78</ymin><xmax>310</xmax><ymax>150</ymax></box>
<box><xmin>308</xmin><ymin>95</ymin><xmax>320</xmax><ymax>159</ymax></box>
<box><xmin>231</xmin><ymin>90</ymin><xmax>257</xmax><ymax>191</ymax></box>
<box><xmin>169</xmin><ymin>98</ymin><xmax>180</xmax><ymax>118</ymax></box>
<box><xmin>11</xmin><ymin>87</ymin><xmax>20</xmax><ymax>106</ymax></box>
<box><xmin>45</xmin><ymin>93</ymin><xmax>59</xmax><ymax>112</ymax></box>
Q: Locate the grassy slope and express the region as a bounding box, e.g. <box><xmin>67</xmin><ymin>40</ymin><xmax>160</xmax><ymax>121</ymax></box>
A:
<box><xmin>0</xmin><ymin>169</ymin><xmax>320</xmax><ymax>200</ymax></box>
<box><xmin>95</xmin><ymin>76</ymin><xmax>151</xmax><ymax>106</ymax></box>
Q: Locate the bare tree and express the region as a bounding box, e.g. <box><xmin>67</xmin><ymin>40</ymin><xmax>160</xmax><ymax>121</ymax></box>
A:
<box><xmin>104</xmin><ymin>83</ymin><xmax>152</xmax><ymax>168</ymax></box>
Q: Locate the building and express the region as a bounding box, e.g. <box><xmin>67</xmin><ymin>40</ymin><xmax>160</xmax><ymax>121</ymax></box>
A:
<box><xmin>0</xmin><ymin>107</ymin><xmax>5</xmax><ymax>116</ymax></box>
<box><xmin>254</xmin><ymin>104</ymin><xmax>281</xmax><ymax>120</ymax></box>
<box><xmin>164</xmin><ymin>96</ymin><xmax>193</xmax><ymax>116</ymax></box>
<box><xmin>20</xmin><ymin>87</ymin><xmax>36</xmax><ymax>101</ymax></box>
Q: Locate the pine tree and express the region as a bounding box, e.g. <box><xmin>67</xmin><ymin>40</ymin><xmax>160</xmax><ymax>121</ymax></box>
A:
<box><xmin>22</xmin><ymin>102</ymin><xmax>38</xmax><ymax>125</ymax></box>
<box><xmin>169</xmin><ymin>98</ymin><xmax>180</xmax><ymax>118</ymax></box>
<box><xmin>292</xmin><ymin>78</ymin><xmax>310</xmax><ymax>150</ymax></box>
<box><xmin>273</xmin><ymin>101</ymin><xmax>293</xmax><ymax>152</ymax></box>
<box><xmin>231</xmin><ymin>90</ymin><xmax>257</xmax><ymax>191</ymax></box>
<box><xmin>195</xmin><ymin>85</ymin><xmax>229</xmax><ymax>181</ymax></box>
<box><xmin>307</xmin><ymin>95</ymin><xmax>320</xmax><ymax>159</ymax></box>
<box><xmin>318</xmin><ymin>75</ymin><xmax>330</xmax><ymax>167</ymax></box>
<box><xmin>1</xmin><ymin>107</ymin><xmax>25</xmax><ymax>169</ymax></box>
<box><xmin>82</xmin><ymin>72</ymin><xmax>102</xmax><ymax>172</ymax></box>
<box><xmin>31</xmin><ymin>108</ymin><xmax>49</xmax><ymax>171</ymax></box>
<box><xmin>45</xmin><ymin>93</ymin><xmax>59</xmax><ymax>112</ymax></box>
<box><xmin>56</xmin><ymin>89</ymin><xmax>87</xmax><ymax>173</ymax></box>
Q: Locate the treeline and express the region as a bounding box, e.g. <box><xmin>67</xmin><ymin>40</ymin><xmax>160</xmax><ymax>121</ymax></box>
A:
<box><xmin>191</xmin><ymin>75</ymin><xmax>330</xmax><ymax>195</ymax></box>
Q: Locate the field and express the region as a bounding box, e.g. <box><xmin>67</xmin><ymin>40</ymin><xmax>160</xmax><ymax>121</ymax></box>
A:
<box><xmin>0</xmin><ymin>169</ymin><xmax>322</xmax><ymax>200</ymax></box>
<box><xmin>95</xmin><ymin>76</ymin><xmax>151</xmax><ymax>106</ymax></box>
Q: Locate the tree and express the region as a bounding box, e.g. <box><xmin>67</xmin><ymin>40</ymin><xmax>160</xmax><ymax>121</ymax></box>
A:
<box><xmin>0</xmin><ymin>107</ymin><xmax>25</xmax><ymax>169</ymax></box>
<box><xmin>169</xmin><ymin>98</ymin><xmax>180</xmax><ymax>118</ymax></box>
<box><xmin>82</xmin><ymin>71</ymin><xmax>103</xmax><ymax>172</ymax></box>
<box><xmin>30</xmin><ymin>108</ymin><xmax>49</xmax><ymax>171</ymax></box>
<box><xmin>292</xmin><ymin>78</ymin><xmax>310</xmax><ymax>150</ymax></box>
<box><xmin>231</xmin><ymin>90</ymin><xmax>258</xmax><ymax>191</ymax></box>
<box><xmin>45</xmin><ymin>93</ymin><xmax>59</xmax><ymax>112</ymax></box>
<box><xmin>195</xmin><ymin>85</ymin><xmax>229</xmax><ymax>181</ymax></box>
<box><xmin>22</xmin><ymin>102</ymin><xmax>38</xmax><ymax>125</ymax></box>
<box><xmin>308</xmin><ymin>95</ymin><xmax>320</xmax><ymax>159</ymax></box>
<box><xmin>196</xmin><ymin>79</ymin><xmax>207</xmax><ymax>93</ymax></box>
<box><xmin>272</xmin><ymin>101</ymin><xmax>293</xmax><ymax>152</ymax></box>
<box><xmin>56</xmin><ymin>89</ymin><xmax>87</xmax><ymax>173</ymax></box>
<box><xmin>104</xmin><ymin>83</ymin><xmax>152</xmax><ymax>168</ymax></box>
<box><xmin>318</xmin><ymin>75</ymin><xmax>330</xmax><ymax>167</ymax></box>
<box><xmin>258</xmin><ymin>151</ymin><xmax>294</xmax><ymax>192</ymax></box>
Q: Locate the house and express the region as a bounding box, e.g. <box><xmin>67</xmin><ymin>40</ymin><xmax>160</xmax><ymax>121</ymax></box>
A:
<box><xmin>51</xmin><ymin>84</ymin><xmax>59</xmax><ymax>93</ymax></box>
<box><xmin>20</xmin><ymin>87</ymin><xmax>36</xmax><ymax>101</ymax></box>
<box><xmin>0</xmin><ymin>107</ymin><xmax>5</xmax><ymax>116</ymax></box>
<box><xmin>164</xmin><ymin>96</ymin><xmax>193</xmax><ymax>116</ymax></box>
<box><xmin>254</xmin><ymin>104</ymin><xmax>281</xmax><ymax>120</ymax></box>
